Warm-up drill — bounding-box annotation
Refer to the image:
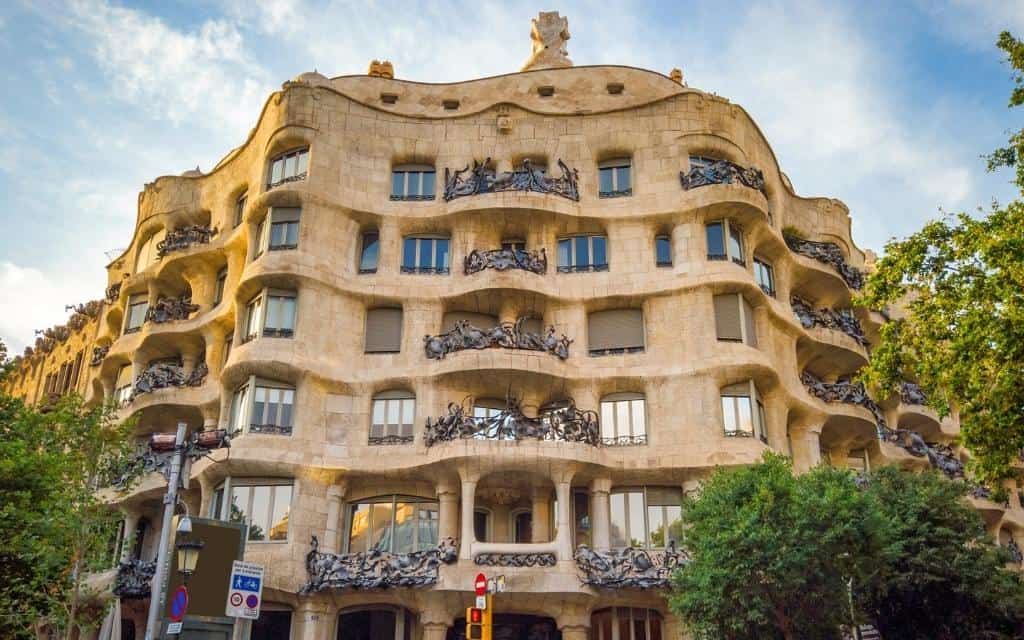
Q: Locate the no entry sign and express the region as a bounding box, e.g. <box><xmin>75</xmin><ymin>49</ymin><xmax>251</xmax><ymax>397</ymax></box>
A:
<box><xmin>475</xmin><ymin>572</ymin><xmax>487</xmax><ymax>596</ymax></box>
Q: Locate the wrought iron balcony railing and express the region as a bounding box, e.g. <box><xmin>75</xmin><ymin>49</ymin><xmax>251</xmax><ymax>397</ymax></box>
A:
<box><xmin>574</xmin><ymin>543</ymin><xmax>689</xmax><ymax>589</ymax></box>
<box><xmin>157</xmin><ymin>224</ymin><xmax>217</xmax><ymax>258</ymax></box>
<box><xmin>899</xmin><ymin>381</ymin><xmax>928</xmax><ymax>406</ymax></box>
<box><xmin>791</xmin><ymin>296</ymin><xmax>868</xmax><ymax>346</ymax></box>
<box><xmin>145</xmin><ymin>294</ymin><xmax>199</xmax><ymax>324</ymax></box>
<box><xmin>443</xmin><ymin>158</ymin><xmax>580</xmax><ymax>202</ymax></box>
<box><xmin>249</xmin><ymin>423</ymin><xmax>293</xmax><ymax>436</ymax></box>
<box><xmin>474</xmin><ymin>552</ymin><xmax>556</xmax><ymax>567</ymax></box>
<box><xmin>400</xmin><ymin>265</ymin><xmax>450</xmax><ymax>275</ymax></box>
<box><xmin>368</xmin><ymin>434</ymin><xmax>414</xmax><ymax>445</ymax></box>
<box><xmin>267</xmin><ymin>171</ymin><xmax>307</xmax><ymax>190</ymax></box>
<box><xmin>132</xmin><ymin>362</ymin><xmax>208</xmax><ymax>398</ymax></box>
<box><xmin>601</xmin><ymin>434</ymin><xmax>648</xmax><ymax>446</ymax></box>
<box><xmin>113</xmin><ymin>559</ymin><xmax>156</xmax><ymax>599</ymax></box>
<box><xmin>300</xmin><ymin>536</ymin><xmax>457</xmax><ymax>592</ymax></box>
<box><xmin>464</xmin><ymin>248</ymin><xmax>547</xmax><ymax>275</ymax></box>
<box><xmin>679</xmin><ymin>159</ymin><xmax>765</xmax><ymax>193</ymax></box>
<box><xmin>89</xmin><ymin>345</ymin><xmax>109</xmax><ymax>366</ymax></box>
<box><xmin>424</xmin><ymin>317</ymin><xmax>571</xmax><ymax>360</ymax></box>
<box><xmin>800</xmin><ymin>371</ymin><xmax>888</xmax><ymax>431</ymax></box>
<box><xmin>557</xmin><ymin>263</ymin><xmax>609</xmax><ymax>273</ymax></box>
<box><xmin>783</xmin><ymin>234</ymin><xmax>865</xmax><ymax>290</ymax></box>
<box><xmin>424</xmin><ymin>397</ymin><xmax>599</xmax><ymax>447</ymax></box>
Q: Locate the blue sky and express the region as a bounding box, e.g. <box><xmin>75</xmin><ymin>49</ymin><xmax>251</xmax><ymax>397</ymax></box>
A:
<box><xmin>0</xmin><ymin>0</ymin><xmax>1022</xmax><ymax>352</ymax></box>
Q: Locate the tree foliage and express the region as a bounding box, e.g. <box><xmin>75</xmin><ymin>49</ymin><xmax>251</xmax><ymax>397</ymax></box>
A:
<box><xmin>856</xmin><ymin>32</ymin><xmax>1024</xmax><ymax>484</ymax></box>
<box><xmin>669</xmin><ymin>453</ymin><xmax>882</xmax><ymax>640</ymax></box>
<box><xmin>0</xmin><ymin>393</ymin><xmax>135</xmax><ymax>639</ymax></box>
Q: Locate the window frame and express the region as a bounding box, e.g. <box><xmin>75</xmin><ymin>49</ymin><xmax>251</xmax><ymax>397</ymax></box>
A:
<box><xmin>210</xmin><ymin>477</ymin><xmax>294</xmax><ymax>543</ymax></box>
<box><xmin>213</xmin><ymin>267</ymin><xmax>228</xmax><ymax>306</ymax></box>
<box><xmin>242</xmin><ymin>288</ymin><xmax>297</xmax><ymax>342</ymax></box>
<box><xmin>400</xmin><ymin>235</ymin><xmax>450</xmax><ymax>275</ymax></box>
<box><xmin>600</xmin><ymin>393</ymin><xmax>647</xmax><ymax>445</ymax></box>
<box><xmin>720</xmin><ymin>380</ymin><xmax>768</xmax><ymax>442</ymax></box>
<box><xmin>124</xmin><ymin>294</ymin><xmax>148</xmax><ymax>334</ymax></box>
<box><xmin>234</xmin><ymin>192</ymin><xmax>247</xmax><ymax>228</ymax></box>
<box><xmin>364</xmin><ymin>307</ymin><xmax>404</xmax><ymax>354</ymax></box>
<box><xmin>654</xmin><ymin>235</ymin><xmax>672</xmax><ymax>267</ymax></box>
<box><xmin>266</xmin><ymin>147</ymin><xmax>309</xmax><ymax>190</ymax></box>
<box><xmin>557</xmin><ymin>234</ymin><xmax>609</xmax><ymax>273</ymax></box>
<box><xmin>344</xmin><ymin>494</ymin><xmax>440</xmax><ymax>554</ymax></box>
<box><xmin>753</xmin><ymin>256</ymin><xmax>776</xmax><ymax>297</ymax></box>
<box><xmin>230</xmin><ymin>376</ymin><xmax>296</xmax><ymax>436</ymax></box>
<box><xmin>390</xmin><ymin>164</ymin><xmax>436</xmax><ymax>201</ymax></box>
<box><xmin>609</xmin><ymin>486</ymin><xmax>683</xmax><ymax>550</ymax></box>
<box><xmin>598</xmin><ymin>158</ymin><xmax>633</xmax><ymax>198</ymax></box>
<box><xmin>705</xmin><ymin>219</ymin><xmax>746</xmax><ymax>266</ymax></box>
<box><xmin>369</xmin><ymin>391</ymin><xmax>415</xmax><ymax>444</ymax></box>
<box><xmin>587</xmin><ymin>308</ymin><xmax>646</xmax><ymax>356</ymax></box>
<box><xmin>359</xmin><ymin>230</ymin><xmax>380</xmax><ymax>274</ymax></box>
<box><xmin>713</xmin><ymin>292</ymin><xmax>757</xmax><ymax>346</ymax></box>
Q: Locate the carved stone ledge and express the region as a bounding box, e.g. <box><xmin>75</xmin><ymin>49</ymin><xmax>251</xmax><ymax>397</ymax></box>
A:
<box><xmin>145</xmin><ymin>294</ymin><xmax>199</xmax><ymax>324</ymax></box>
<box><xmin>424</xmin><ymin>396</ymin><xmax>598</xmax><ymax>447</ymax></box>
<box><xmin>113</xmin><ymin>559</ymin><xmax>156</xmax><ymax>599</ymax></box>
<box><xmin>790</xmin><ymin>296</ymin><xmax>868</xmax><ymax>346</ymax></box>
<box><xmin>784</xmin><ymin>234</ymin><xmax>864</xmax><ymax>290</ymax></box>
<box><xmin>301</xmin><ymin>536</ymin><xmax>458</xmax><ymax>593</ymax></box>
<box><xmin>574</xmin><ymin>544</ymin><xmax>689</xmax><ymax>589</ymax></box>
<box><xmin>424</xmin><ymin>317</ymin><xmax>571</xmax><ymax>360</ymax></box>
<box><xmin>444</xmin><ymin>158</ymin><xmax>579</xmax><ymax>202</ymax></box>
<box><xmin>474</xmin><ymin>552</ymin><xmax>556</xmax><ymax>567</ymax></box>
<box><xmin>465</xmin><ymin>248</ymin><xmax>547</xmax><ymax>275</ymax></box>
<box><xmin>679</xmin><ymin>159</ymin><xmax>765</xmax><ymax>193</ymax></box>
<box><xmin>157</xmin><ymin>224</ymin><xmax>218</xmax><ymax>257</ymax></box>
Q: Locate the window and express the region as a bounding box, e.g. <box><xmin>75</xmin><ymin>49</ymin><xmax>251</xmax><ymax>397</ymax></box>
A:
<box><xmin>588</xmin><ymin>309</ymin><xmax>645</xmax><ymax>355</ymax></box>
<box><xmin>598</xmin><ymin>158</ymin><xmax>632</xmax><ymax>198</ymax></box>
<box><xmin>229</xmin><ymin>382</ymin><xmax>251</xmax><ymax>432</ymax></box>
<box><xmin>474</xmin><ymin>509</ymin><xmax>490</xmax><ymax>542</ymax></box>
<box><xmin>713</xmin><ymin>293</ymin><xmax>757</xmax><ymax>346</ymax></box>
<box><xmin>609</xmin><ymin>487</ymin><xmax>682</xmax><ymax>549</ymax></box>
<box><xmin>134</xmin><ymin>229</ymin><xmax>166</xmax><ymax>273</ymax></box>
<box><xmin>391</xmin><ymin>164</ymin><xmax>436</xmax><ymax>201</ymax></box>
<box><xmin>231</xmin><ymin>379</ymin><xmax>295</xmax><ymax>436</ymax></box>
<box><xmin>401</xmin><ymin>236</ymin><xmax>449</xmax><ymax>274</ymax></box>
<box><xmin>558</xmin><ymin>235</ymin><xmax>608</xmax><ymax>273</ymax></box>
<box><xmin>600</xmin><ymin>393</ymin><xmax>647</xmax><ymax>445</ymax></box>
<box><xmin>655</xmin><ymin>235</ymin><xmax>672</xmax><ymax>267</ymax></box>
<box><xmin>370</xmin><ymin>391</ymin><xmax>415</xmax><ymax>444</ymax></box>
<box><xmin>114</xmin><ymin>365</ymin><xmax>133</xmax><ymax>405</ymax></box>
<box><xmin>234</xmin><ymin>192</ymin><xmax>247</xmax><ymax>228</ymax></box>
<box><xmin>754</xmin><ymin>257</ymin><xmax>775</xmax><ymax>297</ymax></box>
<box><xmin>720</xmin><ymin>381</ymin><xmax>768</xmax><ymax>442</ymax></box>
<box><xmin>267</xmin><ymin>148</ymin><xmax>309</xmax><ymax>189</ymax></box>
<box><xmin>211</xmin><ymin>478</ymin><xmax>293</xmax><ymax>542</ymax></box>
<box><xmin>264</xmin><ymin>290</ymin><xmax>297</xmax><ymax>338</ymax></box>
<box><xmin>223</xmin><ymin>333</ymin><xmax>233</xmax><ymax>365</ymax></box>
<box><xmin>124</xmin><ymin>294</ymin><xmax>148</xmax><ymax>334</ymax></box>
<box><xmin>501</xmin><ymin>239</ymin><xmax>526</xmax><ymax>252</ymax></box>
<box><xmin>359</xmin><ymin>231</ymin><xmax>380</xmax><ymax>274</ymax></box>
<box><xmin>705</xmin><ymin>220</ymin><xmax>745</xmax><ymax>265</ymax></box>
<box><xmin>591</xmin><ymin>608</ymin><xmax>662</xmax><ymax>640</ymax></box>
<box><xmin>243</xmin><ymin>294</ymin><xmax>263</xmax><ymax>342</ymax></box>
<box><xmin>347</xmin><ymin>495</ymin><xmax>439</xmax><ymax>553</ymax></box>
<box><xmin>213</xmin><ymin>268</ymin><xmax>227</xmax><ymax>306</ymax></box>
<box><xmin>513</xmin><ymin>511</ymin><xmax>533</xmax><ymax>544</ymax></box>
<box><xmin>847</xmin><ymin>450</ymin><xmax>869</xmax><ymax>472</ymax></box>
<box><xmin>365</xmin><ymin>308</ymin><xmax>403</xmax><ymax>353</ymax></box>
<box><xmin>256</xmin><ymin>207</ymin><xmax>301</xmax><ymax>256</ymax></box>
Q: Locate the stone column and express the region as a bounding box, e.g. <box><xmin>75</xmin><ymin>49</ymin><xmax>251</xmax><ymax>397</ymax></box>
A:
<box><xmin>120</xmin><ymin>511</ymin><xmax>141</xmax><ymax>562</ymax></box>
<box><xmin>421</xmin><ymin>596</ymin><xmax>453</xmax><ymax>640</ymax></box>
<box><xmin>296</xmin><ymin>600</ymin><xmax>334</xmax><ymax>640</ymax></box>
<box><xmin>806</xmin><ymin>427</ymin><xmax>823</xmax><ymax>469</ymax></box>
<box><xmin>531</xmin><ymin>487</ymin><xmax>552</xmax><ymax>543</ymax></box>
<box><xmin>437</xmin><ymin>482</ymin><xmax>460</xmax><ymax>542</ymax></box>
<box><xmin>324</xmin><ymin>484</ymin><xmax>347</xmax><ymax>554</ymax></box>
<box><xmin>554</xmin><ymin>479</ymin><xmax>573</xmax><ymax>561</ymax></box>
<box><xmin>460</xmin><ymin>477</ymin><xmax>478</xmax><ymax>560</ymax></box>
<box><xmin>557</xmin><ymin>609</ymin><xmax>590</xmax><ymax>640</ymax></box>
<box><xmin>423</xmin><ymin>622</ymin><xmax>449</xmax><ymax>640</ymax></box>
<box><xmin>790</xmin><ymin>425</ymin><xmax>823</xmax><ymax>473</ymax></box>
<box><xmin>181</xmin><ymin>352</ymin><xmax>197</xmax><ymax>377</ymax></box>
<box><xmin>560</xmin><ymin>626</ymin><xmax>589</xmax><ymax>640</ymax></box>
<box><xmin>589</xmin><ymin>478</ymin><xmax>612</xmax><ymax>550</ymax></box>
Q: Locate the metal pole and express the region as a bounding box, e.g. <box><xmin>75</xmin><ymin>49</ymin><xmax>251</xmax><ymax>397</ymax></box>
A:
<box><xmin>143</xmin><ymin>422</ymin><xmax>187</xmax><ymax>640</ymax></box>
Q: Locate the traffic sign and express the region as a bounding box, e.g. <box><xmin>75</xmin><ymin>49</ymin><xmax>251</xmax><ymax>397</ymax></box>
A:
<box><xmin>166</xmin><ymin>622</ymin><xmax>183</xmax><ymax>635</ymax></box>
<box><xmin>225</xmin><ymin>561</ymin><xmax>265</xmax><ymax>620</ymax></box>
<box><xmin>474</xmin><ymin>572</ymin><xmax>487</xmax><ymax>596</ymax></box>
<box><xmin>168</xmin><ymin>586</ymin><xmax>189</xmax><ymax>622</ymax></box>
<box><xmin>475</xmin><ymin>595</ymin><xmax>487</xmax><ymax>609</ymax></box>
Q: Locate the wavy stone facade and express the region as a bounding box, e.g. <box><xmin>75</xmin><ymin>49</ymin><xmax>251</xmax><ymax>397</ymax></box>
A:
<box><xmin>5</xmin><ymin>14</ymin><xmax>1023</xmax><ymax>640</ymax></box>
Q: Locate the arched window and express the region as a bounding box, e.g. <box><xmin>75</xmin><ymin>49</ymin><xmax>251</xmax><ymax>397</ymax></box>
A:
<box><xmin>266</xmin><ymin>147</ymin><xmax>309</xmax><ymax>189</ymax></box>
<box><xmin>209</xmin><ymin>478</ymin><xmax>293</xmax><ymax>542</ymax></box>
<box><xmin>401</xmin><ymin>235</ymin><xmax>450</xmax><ymax>274</ymax></box>
<box><xmin>705</xmin><ymin>219</ymin><xmax>745</xmax><ymax>265</ymax></box>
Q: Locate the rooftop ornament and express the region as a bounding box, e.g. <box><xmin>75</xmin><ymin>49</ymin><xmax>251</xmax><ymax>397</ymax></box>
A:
<box><xmin>66</xmin><ymin>300</ymin><xmax>102</xmax><ymax>318</ymax></box>
<box><xmin>113</xmin><ymin>559</ymin><xmax>157</xmax><ymax>599</ymax></box>
<box><xmin>521</xmin><ymin>11</ymin><xmax>572</xmax><ymax>71</ymax></box>
<box><xmin>574</xmin><ymin>543</ymin><xmax>689</xmax><ymax>589</ymax></box>
<box><xmin>680</xmin><ymin>159</ymin><xmax>765</xmax><ymax>193</ymax></box>
<box><xmin>157</xmin><ymin>225</ymin><xmax>218</xmax><ymax>258</ymax></box>
<box><xmin>465</xmin><ymin>247</ymin><xmax>547</xmax><ymax>275</ymax></box>
<box><xmin>300</xmin><ymin>535</ymin><xmax>457</xmax><ymax>592</ymax></box>
<box><xmin>783</xmin><ymin>233</ymin><xmax>865</xmax><ymax>290</ymax></box>
<box><xmin>145</xmin><ymin>294</ymin><xmax>199</xmax><ymax>324</ymax></box>
<box><xmin>424</xmin><ymin>317</ymin><xmax>571</xmax><ymax>360</ymax></box>
<box><xmin>443</xmin><ymin>158</ymin><xmax>580</xmax><ymax>202</ymax></box>
<box><xmin>424</xmin><ymin>396</ymin><xmax>598</xmax><ymax>447</ymax></box>
<box><xmin>790</xmin><ymin>296</ymin><xmax>868</xmax><ymax>346</ymax></box>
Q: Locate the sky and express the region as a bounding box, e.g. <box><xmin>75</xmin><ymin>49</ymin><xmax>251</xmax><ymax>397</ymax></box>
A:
<box><xmin>0</xmin><ymin>0</ymin><xmax>1022</xmax><ymax>353</ymax></box>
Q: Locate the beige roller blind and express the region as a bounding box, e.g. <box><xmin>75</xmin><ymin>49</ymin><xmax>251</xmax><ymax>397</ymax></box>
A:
<box><xmin>588</xmin><ymin>309</ymin><xmax>644</xmax><ymax>352</ymax></box>
<box><xmin>714</xmin><ymin>294</ymin><xmax>743</xmax><ymax>341</ymax></box>
<box><xmin>271</xmin><ymin>207</ymin><xmax>302</xmax><ymax>223</ymax></box>
<box><xmin>741</xmin><ymin>296</ymin><xmax>758</xmax><ymax>347</ymax></box>
<box><xmin>722</xmin><ymin>381</ymin><xmax>750</xmax><ymax>397</ymax></box>
<box><xmin>442</xmin><ymin>312</ymin><xmax>498</xmax><ymax>332</ymax></box>
<box><xmin>116</xmin><ymin>364</ymin><xmax>134</xmax><ymax>388</ymax></box>
<box><xmin>365</xmin><ymin>308</ymin><xmax>403</xmax><ymax>353</ymax></box>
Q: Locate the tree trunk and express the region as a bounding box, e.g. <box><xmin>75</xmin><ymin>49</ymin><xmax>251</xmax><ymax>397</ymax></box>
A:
<box><xmin>773</xmin><ymin>605</ymin><xmax>795</xmax><ymax>640</ymax></box>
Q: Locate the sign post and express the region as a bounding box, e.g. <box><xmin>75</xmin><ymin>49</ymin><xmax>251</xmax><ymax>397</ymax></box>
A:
<box><xmin>225</xmin><ymin>561</ymin><xmax>265</xmax><ymax>620</ymax></box>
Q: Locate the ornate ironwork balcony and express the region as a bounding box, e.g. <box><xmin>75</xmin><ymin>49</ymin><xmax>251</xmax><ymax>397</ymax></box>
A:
<box><xmin>899</xmin><ymin>381</ymin><xmax>928</xmax><ymax>406</ymax></box>
<box><xmin>879</xmin><ymin>429</ymin><xmax>965</xmax><ymax>479</ymax></box>
<box><xmin>368</xmin><ymin>434</ymin><xmax>414</xmax><ymax>445</ymax></box>
<box><xmin>424</xmin><ymin>317</ymin><xmax>571</xmax><ymax>360</ymax></box>
<box><xmin>601</xmin><ymin>434</ymin><xmax>648</xmax><ymax>446</ymax></box>
<box><xmin>109</xmin><ymin>428</ymin><xmax>230</xmax><ymax>488</ymax></box>
<box><xmin>113</xmin><ymin>559</ymin><xmax>156</xmax><ymax>599</ymax></box>
<box><xmin>249</xmin><ymin>423</ymin><xmax>293</xmax><ymax>436</ymax></box>
<box><xmin>574</xmin><ymin>544</ymin><xmax>689</xmax><ymax>589</ymax></box>
<box><xmin>1007</xmin><ymin>539</ymin><xmax>1023</xmax><ymax>564</ymax></box>
<box><xmin>105</xmin><ymin>281</ymin><xmax>122</xmax><ymax>304</ymax></box>
<box><xmin>89</xmin><ymin>345</ymin><xmax>109</xmax><ymax>366</ymax></box>
<box><xmin>679</xmin><ymin>159</ymin><xmax>765</xmax><ymax>193</ymax></box>
<box><xmin>464</xmin><ymin>248</ymin><xmax>547</xmax><ymax>275</ymax></box>
<box><xmin>424</xmin><ymin>397</ymin><xmax>599</xmax><ymax>447</ymax></box>
<box><xmin>474</xmin><ymin>552</ymin><xmax>556</xmax><ymax>567</ymax></box>
<box><xmin>132</xmin><ymin>362</ymin><xmax>208</xmax><ymax>398</ymax></box>
<box><xmin>791</xmin><ymin>296</ymin><xmax>868</xmax><ymax>346</ymax></box>
<box><xmin>145</xmin><ymin>294</ymin><xmax>199</xmax><ymax>324</ymax></box>
<box><xmin>157</xmin><ymin>224</ymin><xmax>218</xmax><ymax>257</ymax></box>
<box><xmin>301</xmin><ymin>536</ymin><xmax>457</xmax><ymax>593</ymax></box>
<box><xmin>783</xmin><ymin>234</ymin><xmax>864</xmax><ymax>290</ymax></box>
<box><xmin>66</xmin><ymin>300</ymin><xmax>102</xmax><ymax>318</ymax></box>
<box><xmin>444</xmin><ymin>158</ymin><xmax>580</xmax><ymax>202</ymax></box>
<box><xmin>267</xmin><ymin>171</ymin><xmax>307</xmax><ymax>190</ymax></box>
<box><xmin>800</xmin><ymin>371</ymin><xmax>887</xmax><ymax>430</ymax></box>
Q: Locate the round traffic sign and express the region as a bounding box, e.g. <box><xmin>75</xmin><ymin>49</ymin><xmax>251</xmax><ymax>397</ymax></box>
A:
<box><xmin>229</xmin><ymin>592</ymin><xmax>243</xmax><ymax>607</ymax></box>
<box><xmin>169</xmin><ymin>586</ymin><xmax>189</xmax><ymax>622</ymax></box>
<box><xmin>474</xmin><ymin>572</ymin><xmax>487</xmax><ymax>596</ymax></box>
<box><xmin>245</xmin><ymin>594</ymin><xmax>259</xmax><ymax>609</ymax></box>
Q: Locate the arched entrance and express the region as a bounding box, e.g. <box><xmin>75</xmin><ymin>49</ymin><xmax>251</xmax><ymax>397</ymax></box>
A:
<box><xmin>448</xmin><ymin>615</ymin><xmax>560</xmax><ymax>640</ymax></box>
<box><xmin>338</xmin><ymin>606</ymin><xmax>415</xmax><ymax>640</ymax></box>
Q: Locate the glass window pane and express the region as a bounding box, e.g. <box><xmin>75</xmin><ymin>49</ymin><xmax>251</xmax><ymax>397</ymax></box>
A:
<box><xmin>280</xmin><ymin>397</ymin><xmax>293</xmax><ymax>428</ymax></box>
<box><xmin>402</xmin><ymin>237</ymin><xmax>417</xmax><ymax>270</ymax></box>
<box><xmin>601</xmin><ymin>402</ymin><xmax>616</xmax><ymax>439</ymax></box>
<box><xmin>266</xmin><ymin>388</ymin><xmax>280</xmax><ymax>426</ymax></box>
<box><xmin>369</xmin><ymin>502</ymin><xmax>394</xmax><ymax>551</ymax></box>
<box><xmin>599</xmin><ymin>167</ymin><xmax>614</xmax><ymax>193</ymax></box>
<box><xmin>253</xmin><ymin>387</ymin><xmax>266</xmax><ymax>426</ymax></box>
<box><xmin>387</xmin><ymin>400</ymin><xmax>400</xmax><ymax>427</ymax></box>
<box><xmin>264</xmin><ymin>298</ymin><xmax>279</xmax><ymax>330</ymax></box>
<box><xmin>631</xmin><ymin>400</ymin><xmax>646</xmax><ymax>437</ymax></box>
<box><xmin>271</xmin><ymin>158</ymin><xmax>283</xmax><ymax>184</ymax></box>
<box><xmin>392</xmin><ymin>171</ymin><xmax>406</xmax><ymax>196</ymax></box>
<box><xmin>722</xmin><ymin>396</ymin><xmax>736</xmax><ymax>431</ymax></box>
<box><xmin>627</xmin><ymin>491</ymin><xmax>645</xmax><ymax>547</ymax></box>
<box><xmin>372</xmin><ymin>400</ymin><xmax>385</xmax><ymax>425</ymax></box>
<box><xmin>435</xmin><ymin>239</ymin><xmax>449</xmax><ymax>271</ymax></box>
<box><xmin>211</xmin><ymin>488</ymin><xmax>224</xmax><ymax>519</ymax></box>
<box><xmin>737</xmin><ymin>397</ymin><xmax>753</xmax><ymax>433</ymax></box>
<box><xmin>706</xmin><ymin>223</ymin><xmax>725</xmax><ymax>257</ymax></box>
<box><xmin>401</xmin><ymin>398</ymin><xmax>415</xmax><ymax>427</ymax></box>
<box><xmin>286</xmin><ymin>222</ymin><xmax>299</xmax><ymax>246</ymax></box>
<box><xmin>422</xmin><ymin>172</ymin><xmax>435</xmax><ymax>198</ymax></box>
<box><xmin>296</xmin><ymin>150</ymin><xmax>308</xmax><ymax>175</ymax></box>
<box><xmin>360</xmin><ymin>233</ymin><xmax>379</xmax><ymax>271</ymax></box>
<box><xmin>610</xmin><ymin>493</ymin><xmax>627</xmax><ymax>547</ymax></box>
<box><xmin>284</xmin><ymin>154</ymin><xmax>297</xmax><ymax>178</ymax></box>
<box><xmin>281</xmin><ymin>298</ymin><xmax>296</xmax><ymax>330</ymax></box>
<box><xmin>665</xmin><ymin>505</ymin><xmax>683</xmax><ymax>547</ymax></box>
<box><xmin>407</xmin><ymin>172</ymin><xmax>421</xmax><ymax>197</ymax></box>
<box><xmin>575</xmin><ymin>236</ymin><xmax>590</xmax><ymax>267</ymax></box>
<box><xmin>348</xmin><ymin>503</ymin><xmax>370</xmax><ymax>552</ymax></box>
<box><xmin>230</xmin><ymin>486</ymin><xmax>250</xmax><ymax>525</ymax></box>
<box><xmin>617</xmin><ymin>165</ymin><xmax>631</xmax><ymax>191</ymax></box>
<box><xmin>418</xmin><ymin>239</ymin><xmax>433</xmax><ymax>269</ymax></box>
<box><xmin>656</xmin><ymin>237</ymin><xmax>671</xmax><ymax>264</ymax></box>
<box><xmin>557</xmin><ymin>239</ymin><xmax>571</xmax><ymax>267</ymax></box>
<box><xmin>392</xmin><ymin>502</ymin><xmax>414</xmax><ymax>553</ymax></box>
<box><xmin>248</xmin><ymin>486</ymin><xmax>270</xmax><ymax>541</ymax></box>
<box><xmin>616</xmin><ymin>402</ymin><xmax>630</xmax><ymax>437</ymax></box>
<box><xmin>417</xmin><ymin>504</ymin><xmax>439</xmax><ymax>550</ymax></box>
<box><xmin>592</xmin><ymin>236</ymin><xmax>607</xmax><ymax>267</ymax></box>
<box><xmin>729</xmin><ymin>225</ymin><xmax>744</xmax><ymax>262</ymax></box>
<box><xmin>269</xmin><ymin>486</ymin><xmax>291</xmax><ymax>540</ymax></box>
<box><xmin>269</xmin><ymin>223</ymin><xmax>284</xmax><ymax>247</ymax></box>
<box><xmin>648</xmin><ymin>506</ymin><xmax>665</xmax><ymax>548</ymax></box>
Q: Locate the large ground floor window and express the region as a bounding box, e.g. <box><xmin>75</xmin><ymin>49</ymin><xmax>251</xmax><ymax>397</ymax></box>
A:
<box><xmin>590</xmin><ymin>608</ymin><xmax>662</xmax><ymax>640</ymax></box>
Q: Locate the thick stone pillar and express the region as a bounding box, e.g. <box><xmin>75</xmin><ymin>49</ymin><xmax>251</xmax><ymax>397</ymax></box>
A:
<box><xmin>554</xmin><ymin>480</ymin><xmax>572</xmax><ymax>561</ymax></box>
<box><xmin>120</xmin><ymin>511</ymin><xmax>141</xmax><ymax>562</ymax></box>
<box><xmin>790</xmin><ymin>425</ymin><xmax>823</xmax><ymax>473</ymax></box>
<box><xmin>437</xmin><ymin>482</ymin><xmax>460</xmax><ymax>542</ymax></box>
<box><xmin>557</xmin><ymin>608</ymin><xmax>590</xmax><ymax>640</ymax></box>
<box><xmin>296</xmin><ymin>601</ymin><xmax>334</xmax><ymax>640</ymax></box>
<box><xmin>460</xmin><ymin>477</ymin><xmax>478</xmax><ymax>560</ymax></box>
<box><xmin>324</xmin><ymin>484</ymin><xmax>346</xmax><ymax>554</ymax></box>
<box><xmin>560</xmin><ymin>626</ymin><xmax>588</xmax><ymax>640</ymax></box>
<box><xmin>589</xmin><ymin>478</ymin><xmax>612</xmax><ymax>550</ymax></box>
<box><xmin>421</xmin><ymin>596</ymin><xmax>453</xmax><ymax>640</ymax></box>
<box><xmin>531</xmin><ymin>487</ymin><xmax>552</xmax><ymax>543</ymax></box>
<box><xmin>423</xmin><ymin>623</ymin><xmax>449</xmax><ymax>640</ymax></box>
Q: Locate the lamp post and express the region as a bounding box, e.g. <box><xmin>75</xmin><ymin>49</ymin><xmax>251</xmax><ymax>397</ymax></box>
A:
<box><xmin>175</xmin><ymin>516</ymin><xmax>204</xmax><ymax>584</ymax></box>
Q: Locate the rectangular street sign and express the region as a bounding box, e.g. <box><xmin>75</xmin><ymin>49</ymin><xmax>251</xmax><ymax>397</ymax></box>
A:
<box><xmin>475</xmin><ymin>595</ymin><xmax>487</xmax><ymax>609</ymax></box>
<box><xmin>166</xmin><ymin>622</ymin><xmax>183</xmax><ymax>635</ymax></box>
<box><xmin>225</xmin><ymin>561</ymin><xmax>265</xmax><ymax>620</ymax></box>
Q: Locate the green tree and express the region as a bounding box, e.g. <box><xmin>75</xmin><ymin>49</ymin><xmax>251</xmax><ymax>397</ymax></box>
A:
<box><xmin>857</xmin><ymin>466</ymin><xmax>1024</xmax><ymax>639</ymax></box>
<box><xmin>669</xmin><ymin>453</ymin><xmax>882</xmax><ymax>640</ymax></box>
<box><xmin>856</xmin><ymin>32</ymin><xmax>1024</xmax><ymax>485</ymax></box>
<box><xmin>0</xmin><ymin>393</ymin><xmax>135</xmax><ymax>639</ymax></box>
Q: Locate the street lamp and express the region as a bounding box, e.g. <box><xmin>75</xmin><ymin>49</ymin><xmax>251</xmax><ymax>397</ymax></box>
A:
<box><xmin>175</xmin><ymin>516</ymin><xmax>204</xmax><ymax>584</ymax></box>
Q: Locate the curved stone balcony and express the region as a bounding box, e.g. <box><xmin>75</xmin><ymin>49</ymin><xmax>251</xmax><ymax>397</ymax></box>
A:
<box><xmin>783</xmin><ymin>233</ymin><xmax>864</xmax><ymax>291</ymax></box>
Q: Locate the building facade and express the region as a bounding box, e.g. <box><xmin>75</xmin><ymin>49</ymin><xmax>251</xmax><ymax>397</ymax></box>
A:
<box><xmin>5</xmin><ymin>12</ymin><xmax>1022</xmax><ymax>640</ymax></box>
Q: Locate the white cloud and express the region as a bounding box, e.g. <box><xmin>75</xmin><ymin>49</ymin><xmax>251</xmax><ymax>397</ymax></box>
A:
<box><xmin>919</xmin><ymin>0</ymin><xmax>1024</xmax><ymax>51</ymax></box>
